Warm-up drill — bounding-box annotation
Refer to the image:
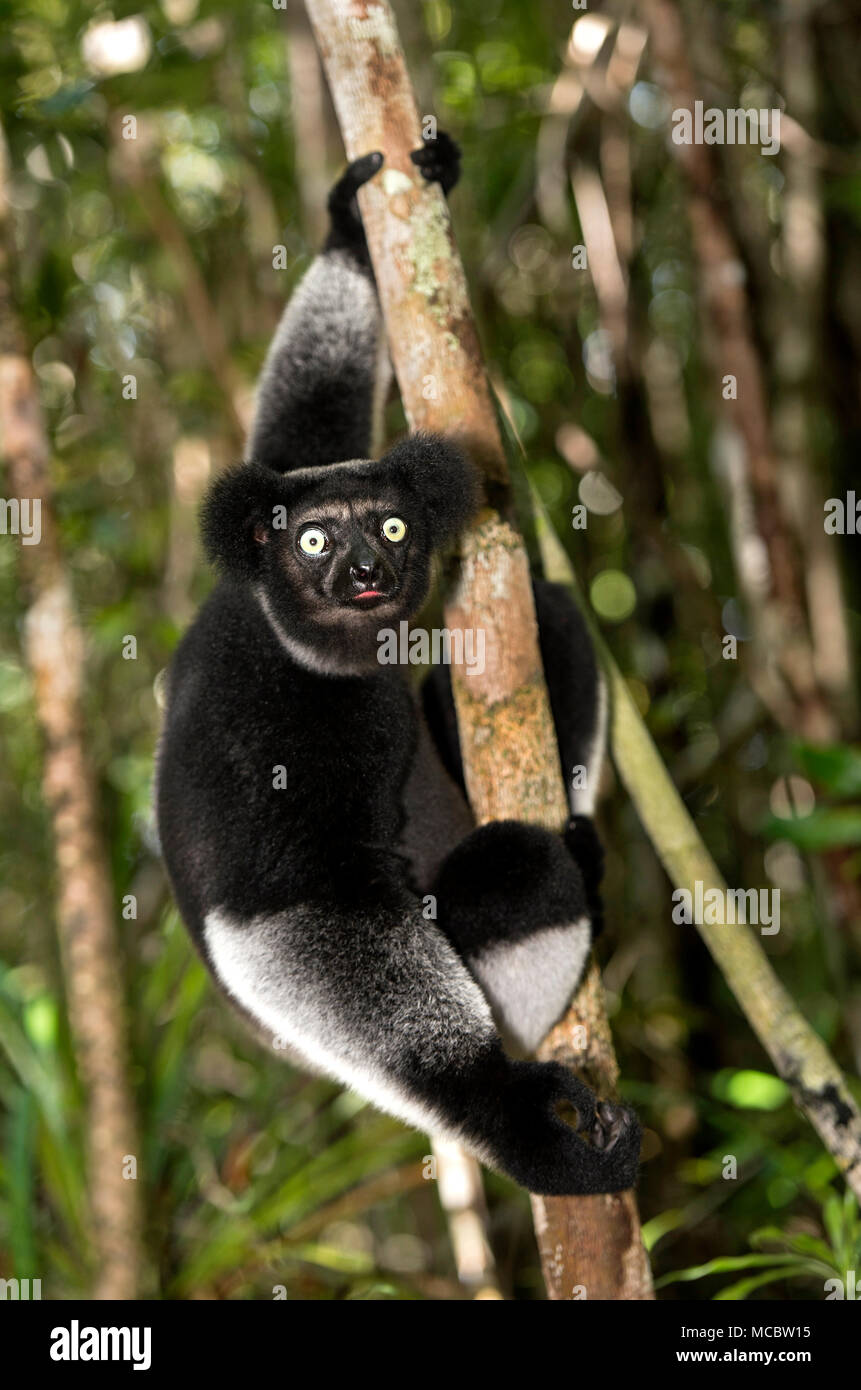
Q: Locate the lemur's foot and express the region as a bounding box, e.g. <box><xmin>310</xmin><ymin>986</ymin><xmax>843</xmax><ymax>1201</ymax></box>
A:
<box><xmin>546</xmin><ymin>1073</ymin><xmax>636</xmax><ymax>1166</ymax></box>
<box><xmin>497</xmin><ymin>1061</ymin><xmax>642</xmax><ymax>1195</ymax></box>
<box><xmin>326</xmin><ymin>150</ymin><xmax>384</xmax><ymax>251</ymax></box>
<box><xmin>591</xmin><ymin>1101</ymin><xmax>631</xmax><ymax>1153</ymax></box>
<box><xmin>410</xmin><ymin>129</ymin><xmax>461</xmax><ymax>194</ymax></box>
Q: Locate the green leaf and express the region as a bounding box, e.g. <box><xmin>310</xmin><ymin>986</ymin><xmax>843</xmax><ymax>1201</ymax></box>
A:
<box><xmin>712</xmin><ymin>1068</ymin><xmax>789</xmax><ymax>1111</ymax></box>
<box><xmin>23</xmin><ymin>996</ymin><xmax>58</xmax><ymax>1050</ymax></box>
<box><xmin>793</xmin><ymin>741</ymin><xmax>861</xmax><ymax>798</ymax></box>
<box><xmin>642</xmin><ymin>1207</ymin><xmax>686</xmax><ymax>1252</ymax></box>
<box><xmin>762</xmin><ymin>807</ymin><xmax>861</xmax><ymax>851</ymax></box>
<box><xmin>8</xmin><ymin>1089</ymin><xmax>37</xmax><ymax>1276</ymax></box>
<box><xmin>822</xmin><ymin>1193</ymin><xmax>842</xmax><ymax>1251</ymax></box>
<box><xmin>280</xmin><ymin>1242</ymin><xmax>375</xmax><ymax>1274</ymax></box>
<box><xmin>750</xmin><ymin>1226</ymin><xmax>836</xmax><ymax>1268</ymax></box>
<box><xmin>655</xmin><ymin>1253</ymin><xmax>801</xmax><ymax>1288</ymax></box>
<box><xmin>714</xmin><ymin>1264</ymin><xmax>823</xmax><ymax>1300</ymax></box>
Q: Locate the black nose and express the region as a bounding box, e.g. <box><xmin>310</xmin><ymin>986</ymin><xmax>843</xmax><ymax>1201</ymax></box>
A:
<box><xmin>350</xmin><ymin>559</ymin><xmax>381</xmax><ymax>586</ymax></box>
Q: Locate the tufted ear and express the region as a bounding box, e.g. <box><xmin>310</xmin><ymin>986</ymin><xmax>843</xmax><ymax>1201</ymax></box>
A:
<box><xmin>200</xmin><ymin>462</ymin><xmax>288</xmax><ymax>581</ymax></box>
<box><xmin>378</xmin><ymin>433</ymin><xmax>480</xmax><ymax>545</ymax></box>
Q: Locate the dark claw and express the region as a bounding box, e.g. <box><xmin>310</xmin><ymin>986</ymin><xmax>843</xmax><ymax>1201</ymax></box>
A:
<box><xmin>592</xmin><ymin>1101</ymin><xmax>627</xmax><ymax>1153</ymax></box>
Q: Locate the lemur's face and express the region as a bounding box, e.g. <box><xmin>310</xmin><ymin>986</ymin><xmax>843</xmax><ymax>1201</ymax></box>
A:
<box><xmin>252</xmin><ymin>471</ymin><xmax>437</xmax><ymax>673</ymax></box>
<box><xmin>273</xmin><ymin>497</ymin><xmax>416</xmax><ymax>616</ymax></box>
<box><xmin>200</xmin><ymin>439</ymin><xmax>478</xmax><ymax>675</ymax></box>
<box><xmin>262</xmin><ymin>488</ymin><xmax>433</xmax><ymax>626</ymax></box>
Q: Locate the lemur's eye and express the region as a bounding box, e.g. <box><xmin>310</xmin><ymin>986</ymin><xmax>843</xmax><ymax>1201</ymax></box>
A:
<box><xmin>382</xmin><ymin>516</ymin><xmax>407</xmax><ymax>543</ymax></box>
<box><xmin>298</xmin><ymin>526</ymin><xmax>328</xmax><ymax>556</ymax></box>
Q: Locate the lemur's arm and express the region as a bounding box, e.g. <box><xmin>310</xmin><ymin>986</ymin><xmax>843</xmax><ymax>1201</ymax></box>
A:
<box><xmin>249</xmin><ymin>134</ymin><xmax>462</xmax><ymax>471</ymax></box>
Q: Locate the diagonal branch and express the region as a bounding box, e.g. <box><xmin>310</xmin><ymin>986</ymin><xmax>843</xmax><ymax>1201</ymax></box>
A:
<box><xmin>534</xmin><ymin>496</ymin><xmax>861</xmax><ymax>1201</ymax></box>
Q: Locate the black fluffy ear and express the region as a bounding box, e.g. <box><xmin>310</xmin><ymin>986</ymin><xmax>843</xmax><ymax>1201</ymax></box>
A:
<box><xmin>199</xmin><ymin>463</ymin><xmax>286</xmax><ymax>581</ymax></box>
<box><xmin>379</xmin><ymin>433</ymin><xmax>479</xmax><ymax>545</ymax></box>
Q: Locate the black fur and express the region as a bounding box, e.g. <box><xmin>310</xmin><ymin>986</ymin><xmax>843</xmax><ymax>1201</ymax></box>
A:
<box><xmin>410</xmin><ymin>130</ymin><xmax>462</xmax><ymax>194</ymax></box>
<box><xmin>156</xmin><ymin>137</ymin><xmax>639</xmax><ymax>1196</ymax></box>
<box><xmin>432</xmin><ymin>821</ymin><xmax>590</xmax><ymax>955</ymax></box>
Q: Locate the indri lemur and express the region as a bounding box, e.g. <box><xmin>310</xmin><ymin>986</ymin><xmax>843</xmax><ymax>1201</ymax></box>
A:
<box><xmin>156</xmin><ymin>134</ymin><xmax>641</xmax><ymax>1195</ymax></box>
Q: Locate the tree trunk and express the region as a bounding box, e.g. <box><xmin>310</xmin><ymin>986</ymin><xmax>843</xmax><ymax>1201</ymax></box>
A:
<box><xmin>303</xmin><ymin>0</ymin><xmax>652</xmax><ymax>1299</ymax></box>
<box><xmin>0</xmin><ymin>132</ymin><xmax>144</xmax><ymax>1299</ymax></box>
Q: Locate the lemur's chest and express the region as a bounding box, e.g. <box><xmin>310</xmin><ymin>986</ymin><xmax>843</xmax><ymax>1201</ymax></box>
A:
<box><xmin>276</xmin><ymin>664</ymin><xmax>418</xmax><ymax>828</ymax></box>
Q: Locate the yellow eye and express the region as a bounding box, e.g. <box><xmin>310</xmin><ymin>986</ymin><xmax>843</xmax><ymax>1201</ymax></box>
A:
<box><xmin>298</xmin><ymin>526</ymin><xmax>328</xmax><ymax>555</ymax></box>
<box><xmin>382</xmin><ymin>516</ymin><xmax>407</xmax><ymax>543</ymax></box>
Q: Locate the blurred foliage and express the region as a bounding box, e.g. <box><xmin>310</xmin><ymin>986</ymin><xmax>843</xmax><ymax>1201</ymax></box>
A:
<box><xmin>656</xmin><ymin>1188</ymin><xmax>861</xmax><ymax>1300</ymax></box>
<box><xmin>1</xmin><ymin>0</ymin><xmax>861</xmax><ymax>1299</ymax></box>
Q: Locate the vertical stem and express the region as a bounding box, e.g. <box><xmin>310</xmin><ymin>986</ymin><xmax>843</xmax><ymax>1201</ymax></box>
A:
<box><xmin>304</xmin><ymin>0</ymin><xmax>652</xmax><ymax>1299</ymax></box>
<box><xmin>641</xmin><ymin>0</ymin><xmax>836</xmax><ymax>743</ymax></box>
<box><xmin>0</xmin><ymin>154</ymin><xmax>143</xmax><ymax>1296</ymax></box>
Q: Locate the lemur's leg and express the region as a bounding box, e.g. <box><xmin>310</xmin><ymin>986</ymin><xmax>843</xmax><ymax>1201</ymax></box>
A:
<box><xmin>422</xmin><ymin>579</ymin><xmax>607</xmax><ymax>932</ymax></box>
<box><xmin>203</xmin><ymin>897</ymin><xmax>639</xmax><ymax>1195</ymax></box>
<box><xmin>249</xmin><ymin>131</ymin><xmax>462</xmax><ymax>471</ymax></box>
<box><xmin>419</xmin><ymin>579</ymin><xmax>610</xmax><ymax>1052</ymax></box>
<box><xmin>430</xmin><ymin>820</ymin><xmax>595</xmax><ymax>1056</ymax></box>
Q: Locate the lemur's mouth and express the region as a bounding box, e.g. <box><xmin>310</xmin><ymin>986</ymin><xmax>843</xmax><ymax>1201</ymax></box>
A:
<box><xmin>352</xmin><ymin>590</ymin><xmax>388</xmax><ymax>605</ymax></box>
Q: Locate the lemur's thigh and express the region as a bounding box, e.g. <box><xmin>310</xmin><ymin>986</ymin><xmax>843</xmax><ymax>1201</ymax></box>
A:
<box><xmin>403</xmin><ymin>705</ymin><xmax>591</xmax><ymax>1052</ymax></box>
<box><xmin>421</xmin><ymin>579</ymin><xmax>607</xmax><ymax>933</ymax></box>
<box><xmin>431</xmin><ymin>821</ymin><xmax>592</xmax><ymax>1056</ymax></box>
<box><xmin>202</xmin><ymin>898</ymin><xmax>639</xmax><ymax>1195</ymax></box>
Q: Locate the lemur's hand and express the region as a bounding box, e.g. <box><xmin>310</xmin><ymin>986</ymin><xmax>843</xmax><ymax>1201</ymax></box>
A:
<box><xmin>410</xmin><ymin>129</ymin><xmax>461</xmax><ymax>195</ymax></box>
<box><xmin>325</xmin><ymin>150</ymin><xmax>384</xmax><ymax>254</ymax></box>
<box><xmin>326</xmin><ymin>131</ymin><xmax>459</xmax><ymax>258</ymax></box>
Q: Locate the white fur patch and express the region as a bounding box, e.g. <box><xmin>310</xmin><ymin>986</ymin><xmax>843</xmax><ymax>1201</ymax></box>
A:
<box><xmin>470</xmin><ymin>919</ymin><xmax>591</xmax><ymax>1056</ymax></box>
<box><xmin>248</xmin><ymin>250</ymin><xmax>382</xmax><ymax>467</ymax></box>
<box><xmin>259</xmin><ymin>252</ymin><xmax>377</xmax><ymax>386</ymax></box>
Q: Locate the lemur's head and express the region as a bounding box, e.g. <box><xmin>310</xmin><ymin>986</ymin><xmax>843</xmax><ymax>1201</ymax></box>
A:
<box><xmin>201</xmin><ymin>434</ymin><xmax>478</xmax><ymax>675</ymax></box>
